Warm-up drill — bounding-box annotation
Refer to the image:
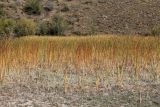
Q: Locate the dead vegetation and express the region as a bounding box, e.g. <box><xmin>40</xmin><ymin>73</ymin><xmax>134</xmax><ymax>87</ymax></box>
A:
<box><xmin>0</xmin><ymin>35</ymin><xmax>159</xmax><ymax>106</ymax></box>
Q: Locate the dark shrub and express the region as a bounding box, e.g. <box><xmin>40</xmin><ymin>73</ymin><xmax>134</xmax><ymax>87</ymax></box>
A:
<box><xmin>0</xmin><ymin>5</ymin><xmax>5</xmax><ymax>17</ymax></box>
<box><xmin>49</xmin><ymin>15</ymin><xmax>68</xmax><ymax>35</ymax></box>
<box><xmin>37</xmin><ymin>15</ymin><xmax>68</xmax><ymax>35</ymax></box>
<box><xmin>23</xmin><ymin>0</ymin><xmax>42</xmax><ymax>15</ymax></box>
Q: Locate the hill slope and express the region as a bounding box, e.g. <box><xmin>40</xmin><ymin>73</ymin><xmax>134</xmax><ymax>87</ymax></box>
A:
<box><xmin>1</xmin><ymin>0</ymin><xmax>160</xmax><ymax>35</ymax></box>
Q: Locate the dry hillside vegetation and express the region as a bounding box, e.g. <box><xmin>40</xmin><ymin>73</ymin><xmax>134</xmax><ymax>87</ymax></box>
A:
<box><xmin>1</xmin><ymin>0</ymin><xmax>160</xmax><ymax>35</ymax></box>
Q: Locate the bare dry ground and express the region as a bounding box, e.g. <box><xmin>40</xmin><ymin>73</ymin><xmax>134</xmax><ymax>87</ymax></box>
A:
<box><xmin>0</xmin><ymin>68</ymin><xmax>160</xmax><ymax>107</ymax></box>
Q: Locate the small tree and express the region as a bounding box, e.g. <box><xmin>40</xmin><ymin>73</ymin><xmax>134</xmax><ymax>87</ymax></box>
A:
<box><xmin>15</xmin><ymin>18</ymin><xmax>37</xmax><ymax>36</ymax></box>
<box><xmin>23</xmin><ymin>0</ymin><xmax>42</xmax><ymax>15</ymax></box>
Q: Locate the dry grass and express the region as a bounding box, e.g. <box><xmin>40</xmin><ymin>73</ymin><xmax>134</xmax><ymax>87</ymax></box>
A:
<box><xmin>0</xmin><ymin>35</ymin><xmax>160</xmax><ymax>91</ymax></box>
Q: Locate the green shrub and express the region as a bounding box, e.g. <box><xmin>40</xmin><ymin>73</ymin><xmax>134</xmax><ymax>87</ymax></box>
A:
<box><xmin>37</xmin><ymin>16</ymin><xmax>68</xmax><ymax>35</ymax></box>
<box><xmin>15</xmin><ymin>18</ymin><xmax>37</xmax><ymax>36</ymax></box>
<box><xmin>150</xmin><ymin>26</ymin><xmax>160</xmax><ymax>36</ymax></box>
<box><xmin>23</xmin><ymin>0</ymin><xmax>42</xmax><ymax>15</ymax></box>
<box><xmin>37</xmin><ymin>21</ymin><xmax>51</xmax><ymax>35</ymax></box>
<box><xmin>49</xmin><ymin>15</ymin><xmax>68</xmax><ymax>35</ymax></box>
<box><xmin>0</xmin><ymin>19</ymin><xmax>16</xmax><ymax>37</ymax></box>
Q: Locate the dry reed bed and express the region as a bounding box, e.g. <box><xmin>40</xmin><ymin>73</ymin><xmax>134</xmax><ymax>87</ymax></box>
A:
<box><xmin>0</xmin><ymin>35</ymin><xmax>160</xmax><ymax>91</ymax></box>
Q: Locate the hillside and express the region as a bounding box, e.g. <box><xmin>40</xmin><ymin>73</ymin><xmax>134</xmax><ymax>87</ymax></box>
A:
<box><xmin>1</xmin><ymin>0</ymin><xmax>160</xmax><ymax>35</ymax></box>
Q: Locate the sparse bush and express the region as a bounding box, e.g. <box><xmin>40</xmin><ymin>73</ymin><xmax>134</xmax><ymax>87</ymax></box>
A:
<box><xmin>15</xmin><ymin>18</ymin><xmax>37</xmax><ymax>36</ymax></box>
<box><xmin>0</xmin><ymin>19</ymin><xmax>16</xmax><ymax>37</ymax></box>
<box><xmin>150</xmin><ymin>26</ymin><xmax>160</xmax><ymax>36</ymax></box>
<box><xmin>37</xmin><ymin>15</ymin><xmax>68</xmax><ymax>35</ymax></box>
<box><xmin>0</xmin><ymin>5</ymin><xmax>5</xmax><ymax>17</ymax></box>
<box><xmin>23</xmin><ymin>0</ymin><xmax>42</xmax><ymax>15</ymax></box>
<box><xmin>37</xmin><ymin>21</ymin><xmax>51</xmax><ymax>35</ymax></box>
<box><xmin>49</xmin><ymin>15</ymin><xmax>68</xmax><ymax>35</ymax></box>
